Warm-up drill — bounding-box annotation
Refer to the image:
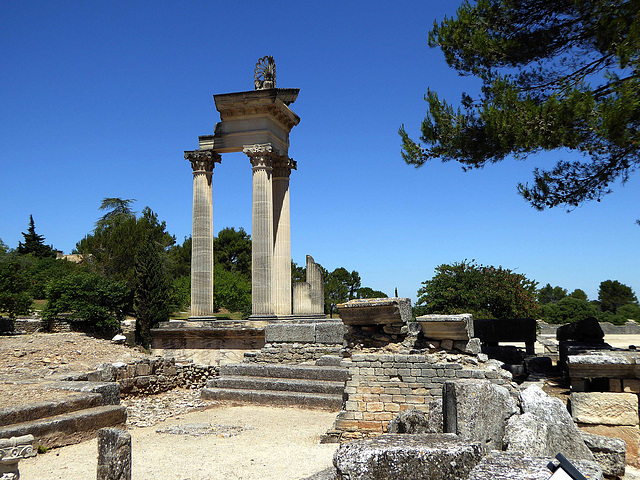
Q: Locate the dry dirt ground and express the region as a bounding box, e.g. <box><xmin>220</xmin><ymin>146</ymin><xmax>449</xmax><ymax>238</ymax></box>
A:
<box><xmin>6</xmin><ymin>332</ymin><xmax>640</xmax><ymax>479</ymax></box>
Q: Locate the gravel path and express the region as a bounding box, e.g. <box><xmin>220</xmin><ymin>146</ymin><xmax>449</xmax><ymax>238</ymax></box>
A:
<box><xmin>19</xmin><ymin>403</ymin><xmax>339</xmax><ymax>480</ymax></box>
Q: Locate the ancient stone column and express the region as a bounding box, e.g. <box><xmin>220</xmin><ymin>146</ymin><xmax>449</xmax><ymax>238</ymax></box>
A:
<box><xmin>307</xmin><ymin>255</ymin><xmax>325</xmax><ymax>315</ymax></box>
<box><xmin>244</xmin><ymin>144</ymin><xmax>275</xmax><ymax>317</ymax></box>
<box><xmin>293</xmin><ymin>282</ymin><xmax>312</xmax><ymax>314</ymax></box>
<box><xmin>272</xmin><ymin>157</ymin><xmax>296</xmax><ymax>316</ymax></box>
<box><xmin>185</xmin><ymin>149</ymin><xmax>221</xmax><ymax>317</ymax></box>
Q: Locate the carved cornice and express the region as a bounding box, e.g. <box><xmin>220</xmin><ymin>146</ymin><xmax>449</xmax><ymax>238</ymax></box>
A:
<box><xmin>185</xmin><ymin>149</ymin><xmax>221</xmax><ymax>174</ymax></box>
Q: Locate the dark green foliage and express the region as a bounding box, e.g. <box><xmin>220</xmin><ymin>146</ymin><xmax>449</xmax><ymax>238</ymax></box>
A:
<box><xmin>214</xmin><ymin>265</ymin><xmax>251</xmax><ymax>318</ymax></box>
<box><xmin>416</xmin><ymin>260</ymin><xmax>540</xmax><ymax>319</ymax></box>
<box><xmin>134</xmin><ymin>237</ymin><xmax>171</xmax><ymax>349</ymax></box>
<box><xmin>170</xmin><ymin>275</ymin><xmax>190</xmax><ymax>312</ymax></box>
<box><xmin>167</xmin><ymin>236</ymin><xmax>191</xmax><ymax>279</ymax></box>
<box><xmin>17</xmin><ymin>215</ymin><xmax>55</xmax><ymax>258</ymax></box>
<box><xmin>356</xmin><ymin>287</ymin><xmax>388</xmax><ymax>299</ymax></box>
<box><xmin>569</xmin><ymin>289</ymin><xmax>589</xmax><ymax>301</ymax></box>
<box><xmin>96</xmin><ymin>197</ymin><xmax>136</xmax><ymax>228</ymax></box>
<box><xmin>598</xmin><ymin>279</ymin><xmax>638</xmax><ymax>314</ymax></box>
<box><xmin>24</xmin><ymin>257</ymin><xmax>80</xmax><ymax>299</ymax></box>
<box><xmin>0</xmin><ymin>262</ymin><xmax>32</xmax><ymax>318</ymax></box>
<box><xmin>324</xmin><ymin>267</ymin><xmax>361</xmax><ymax>316</ymax></box>
<box><xmin>43</xmin><ymin>273</ymin><xmax>129</xmax><ymax>333</ymax></box>
<box><xmin>291</xmin><ymin>260</ymin><xmax>306</xmax><ymax>283</ymax></box>
<box><xmin>541</xmin><ymin>297</ymin><xmax>597</xmax><ymax>324</ymax></box>
<box><xmin>401</xmin><ymin>0</ymin><xmax>640</xmax><ymax>211</ymax></box>
<box><xmin>76</xmin><ymin>204</ymin><xmax>175</xmax><ymax>291</ymax></box>
<box><xmin>214</xmin><ymin>227</ymin><xmax>252</xmax><ymax>279</ymax></box>
<box><xmin>538</xmin><ymin>284</ymin><xmax>567</xmax><ymax>305</ymax></box>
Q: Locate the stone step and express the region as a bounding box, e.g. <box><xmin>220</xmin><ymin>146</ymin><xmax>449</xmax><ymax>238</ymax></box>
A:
<box><xmin>201</xmin><ymin>387</ymin><xmax>343</xmax><ymax>410</ymax></box>
<box><xmin>219</xmin><ymin>363</ymin><xmax>348</xmax><ymax>382</ymax></box>
<box><xmin>212</xmin><ymin>375</ymin><xmax>345</xmax><ymax>395</ymax></box>
<box><xmin>0</xmin><ymin>392</ymin><xmax>103</xmax><ymax>427</ymax></box>
<box><xmin>0</xmin><ymin>405</ymin><xmax>127</xmax><ymax>449</ymax></box>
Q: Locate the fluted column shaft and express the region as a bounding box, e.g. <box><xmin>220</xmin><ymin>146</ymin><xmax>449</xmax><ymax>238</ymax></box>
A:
<box><xmin>272</xmin><ymin>159</ymin><xmax>296</xmax><ymax>316</ymax></box>
<box><xmin>245</xmin><ymin>145</ymin><xmax>275</xmax><ymax>316</ymax></box>
<box><xmin>186</xmin><ymin>150</ymin><xmax>220</xmax><ymax>317</ymax></box>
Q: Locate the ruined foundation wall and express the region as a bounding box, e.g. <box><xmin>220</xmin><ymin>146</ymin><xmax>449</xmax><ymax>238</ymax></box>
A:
<box><xmin>82</xmin><ymin>357</ymin><xmax>219</xmax><ymax>396</ymax></box>
<box><xmin>333</xmin><ymin>352</ymin><xmax>513</xmax><ymax>439</ymax></box>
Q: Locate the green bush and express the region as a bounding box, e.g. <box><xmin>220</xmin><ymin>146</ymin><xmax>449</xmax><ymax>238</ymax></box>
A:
<box><xmin>541</xmin><ymin>297</ymin><xmax>598</xmax><ymax>324</ymax></box>
<box><xmin>43</xmin><ymin>273</ymin><xmax>129</xmax><ymax>333</ymax></box>
<box><xmin>214</xmin><ymin>266</ymin><xmax>251</xmax><ymax>319</ymax></box>
<box><xmin>0</xmin><ymin>262</ymin><xmax>32</xmax><ymax>318</ymax></box>
<box><xmin>416</xmin><ymin>260</ymin><xmax>540</xmax><ymax>320</ymax></box>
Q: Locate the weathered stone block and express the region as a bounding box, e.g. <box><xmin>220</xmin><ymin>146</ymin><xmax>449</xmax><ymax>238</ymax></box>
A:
<box><xmin>333</xmin><ymin>434</ymin><xmax>483</xmax><ymax>480</ymax></box>
<box><xmin>387</xmin><ymin>409</ymin><xmax>429</xmax><ymax>434</ymax></box>
<box><xmin>417</xmin><ymin>314</ymin><xmax>474</xmax><ymax>341</ymax></box>
<box><xmin>579</xmin><ymin>424</ymin><xmax>640</xmax><ymax>466</ymax></box>
<box><xmin>443</xmin><ymin>379</ymin><xmax>518</xmax><ymax>452</ymax></box>
<box><xmin>571</xmin><ymin>392</ymin><xmax>639</xmax><ymax>426</ymax></box>
<box><xmin>504</xmin><ymin>385</ymin><xmax>594</xmax><ymax>461</ymax></box>
<box><xmin>467</xmin><ymin>451</ymin><xmax>603</xmax><ymax>480</ymax></box>
<box><xmin>97</xmin><ymin>428</ymin><xmax>131</xmax><ymax>480</ymax></box>
<box><xmin>265</xmin><ymin>323</ymin><xmax>315</xmax><ymax>343</ymax></box>
<box><xmin>337</xmin><ymin>297</ymin><xmax>412</xmax><ymax>326</ymax></box>
<box><xmin>315</xmin><ymin>322</ymin><xmax>346</xmax><ymax>344</ymax></box>
<box><xmin>581</xmin><ymin>431</ymin><xmax>626</xmax><ymax>478</ymax></box>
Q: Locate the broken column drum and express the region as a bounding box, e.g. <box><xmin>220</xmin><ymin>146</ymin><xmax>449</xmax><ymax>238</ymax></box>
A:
<box><xmin>184</xmin><ymin>56</ymin><xmax>300</xmax><ymax>319</ymax></box>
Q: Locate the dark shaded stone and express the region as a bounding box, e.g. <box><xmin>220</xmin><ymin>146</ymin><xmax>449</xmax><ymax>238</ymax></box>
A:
<box><xmin>557</xmin><ymin>317</ymin><xmax>605</xmax><ymax>343</ymax></box>
<box><xmin>387</xmin><ymin>409</ymin><xmax>429</xmax><ymax>434</ymax></box>
<box><xmin>581</xmin><ymin>431</ymin><xmax>626</xmax><ymax>478</ymax></box>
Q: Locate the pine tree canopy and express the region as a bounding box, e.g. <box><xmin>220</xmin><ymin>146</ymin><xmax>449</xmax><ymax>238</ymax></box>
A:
<box><xmin>400</xmin><ymin>0</ymin><xmax>640</xmax><ymax>210</ymax></box>
<box><xmin>17</xmin><ymin>215</ymin><xmax>54</xmax><ymax>258</ymax></box>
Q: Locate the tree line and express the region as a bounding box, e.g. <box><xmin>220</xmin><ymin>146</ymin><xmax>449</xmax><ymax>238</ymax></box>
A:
<box><xmin>0</xmin><ymin>198</ymin><xmax>387</xmax><ymax>346</ymax></box>
<box><xmin>414</xmin><ymin>260</ymin><xmax>640</xmax><ymax>325</ymax></box>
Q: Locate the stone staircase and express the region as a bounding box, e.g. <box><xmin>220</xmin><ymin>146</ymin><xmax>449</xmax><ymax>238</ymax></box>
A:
<box><xmin>0</xmin><ymin>382</ymin><xmax>126</xmax><ymax>449</ymax></box>
<box><xmin>201</xmin><ymin>361</ymin><xmax>348</xmax><ymax>410</ymax></box>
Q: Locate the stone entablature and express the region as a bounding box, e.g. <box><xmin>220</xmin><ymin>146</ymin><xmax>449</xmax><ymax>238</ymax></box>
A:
<box><xmin>331</xmin><ymin>352</ymin><xmax>512</xmax><ymax>440</ymax></box>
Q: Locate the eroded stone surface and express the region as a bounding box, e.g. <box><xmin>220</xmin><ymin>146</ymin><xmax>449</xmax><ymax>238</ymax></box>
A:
<box><xmin>504</xmin><ymin>384</ymin><xmax>594</xmax><ymax>461</ymax></box>
<box><xmin>417</xmin><ymin>314</ymin><xmax>474</xmax><ymax>341</ymax></box>
<box><xmin>581</xmin><ymin>431</ymin><xmax>626</xmax><ymax>477</ymax></box>
<box><xmin>571</xmin><ymin>392</ymin><xmax>639</xmax><ymax>426</ymax></box>
<box><xmin>97</xmin><ymin>428</ymin><xmax>131</xmax><ymax>480</ymax></box>
<box><xmin>333</xmin><ymin>434</ymin><xmax>483</xmax><ymax>480</ymax></box>
<box><xmin>443</xmin><ymin>379</ymin><xmax>518</xmax><ymax>451</ymax></box>
<box><xmin>468</xmin><ymin>451</ymin><xmax>603</xmax><ymax>480</ymax></box>
<box><xmin>387</xmin><ymin>409</ymin><xmax>429</xmax><ymax>434</ymax></box>
<box><xmin>337</xmin><ymin>298</ymin><xmax>412</xmax><ymax>326</ymax></box>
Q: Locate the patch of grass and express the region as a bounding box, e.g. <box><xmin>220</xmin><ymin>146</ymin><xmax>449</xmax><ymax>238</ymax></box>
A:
<box><xmin>37</xmin><ymin>444</ymin><xmax>48</xmax><ymax>454</ymax></box>
<box><xmin>31</xmin><ymin>299</ymin><xmax>47</xmax><ymax>311</ymax></box>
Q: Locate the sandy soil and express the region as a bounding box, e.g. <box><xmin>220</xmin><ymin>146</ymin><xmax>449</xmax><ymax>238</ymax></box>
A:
<box><xmin>19</xmin><ymin>404</ymin><xmax>338</xmax><ymax>480</ymax></box>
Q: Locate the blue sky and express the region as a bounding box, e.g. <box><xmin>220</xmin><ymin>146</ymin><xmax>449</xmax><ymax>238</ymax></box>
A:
<box><xmin>1</xmin><ymin>1</ymin><xmax>638</xmax><ymax>303</ymax></box>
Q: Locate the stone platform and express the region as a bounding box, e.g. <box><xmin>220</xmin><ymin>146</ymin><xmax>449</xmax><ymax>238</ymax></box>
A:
<box><xmin>151</xmin><ymin>319</ymin><xmax>267</xmax><ymax>365</ymax></box>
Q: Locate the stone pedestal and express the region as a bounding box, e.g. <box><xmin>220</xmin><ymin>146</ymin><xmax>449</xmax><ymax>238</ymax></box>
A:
<box><xmin>97</xmin><ymin>428</ymin><xmax>131</xmax><ymax>480</ymax></box>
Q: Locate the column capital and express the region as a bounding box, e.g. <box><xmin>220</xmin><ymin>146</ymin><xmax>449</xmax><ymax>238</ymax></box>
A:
<box><xmin>185</xmin><ymin>149</ymin><xmax>221</xmax><ymax>174</ymax></box>
<box><xmin>273</xmin><ymin>156</ymin><xmax>297</xmax><ymax>178</ymax></box>
<box><xmin>244</xmin><ymin>144</ymin><xmax>279</xmax><ymax>170</ymax></box>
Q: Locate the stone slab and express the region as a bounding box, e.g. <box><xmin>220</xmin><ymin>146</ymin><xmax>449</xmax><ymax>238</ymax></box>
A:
<box><xmin>579</xmin><ymin>424</ymin><xmax>640</xmax><ymax>466</ymax></box>
<box><xmin>417</xmin><ymin>314</ymin><xmax>474</xmax><ymax>341</ymax></box>
<box><xmin>467</xmin><ymin>451</ymin><xmax>603</xmax><ymax>480</ymax></box>
<box><xmin>571</xmin><ymin>392</ymin><xmax>639</xmax><ymax>426</ymax></box>
<box><xmin>97</xmin><ymin>428</ymin><xmax>131</xmax><ymax>480</ymax></box>
<box><xmin>333</xmin><ymin>433</ymin><xmax>483</xmax><ymax>480</ymax></box>
<box><xmin>337</xmin><ymin>298</ymin><xmax>411</xmax><ymax>326</ymax></box>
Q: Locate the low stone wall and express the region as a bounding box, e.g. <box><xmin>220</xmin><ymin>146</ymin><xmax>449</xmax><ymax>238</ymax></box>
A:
<box><xmin>538</xmin><ymin>319</ymin><xmax>640</xmax><ymax>336</ymax></box>
<box><xmin>83</xmin><ymin>357</ymin><xmax>218</xmax><ymax>396</ymax></box>
<box><xmin>0</xmin><ymin>316</ymin><xmax>72</xmax><ymax>334</ymax></box>
<box><xmin>245</xmin><ymin>342</ymin><xmax>343</xmax><ymax>363</ymax></box>
<box><xmin>332</xmin><ymin>352</ymin><xmax>513</xmax><ymax>440</ymax></box>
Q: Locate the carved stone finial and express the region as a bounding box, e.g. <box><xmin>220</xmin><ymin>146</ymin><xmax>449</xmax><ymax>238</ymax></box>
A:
<box><xmin>254</xmin><ymin>56</ymin><xmax>276</xmax><ymax>90</ymax></box>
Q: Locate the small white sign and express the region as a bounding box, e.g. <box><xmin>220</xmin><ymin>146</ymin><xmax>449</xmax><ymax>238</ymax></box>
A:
<box><xmin>549</xmin><ymin>468</ymin><xmax>574</xmax><ymax>480</ymax></box>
